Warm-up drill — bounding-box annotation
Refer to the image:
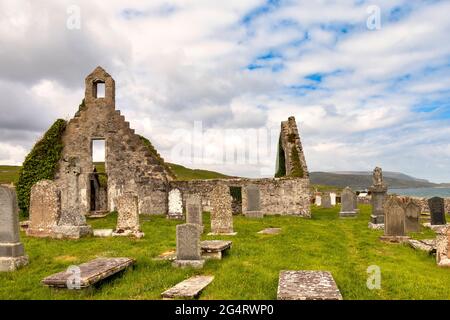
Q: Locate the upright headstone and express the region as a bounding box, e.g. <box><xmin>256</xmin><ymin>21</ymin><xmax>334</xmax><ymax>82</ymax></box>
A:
<box><xmin>428</xmin><ymin>197</ymin><xmax>446</xmax><ymax>225</ymax></box>
<box><xmin>173</xmin><ymin>223</ymin><xmax>204</xmax><ymax>268</ymax></box>
<box><xmin>209</xmin><ymin>184</ymin><xmax>235</xmax><ymax>235</ymax></box>
<box><xmin>330</xmin><ymin>192</ymin><xmax>337</xmax><ymax>206</ymax></box>
<box><xmin>54</xmin><ymin>158</ymin><xmax>92</xmax><ymax>238</ymax></box>
<box><xmin>369</xmin><ymin>167</ymin><xmax>387</xmax><ymax>226</ymax></box>
<box><xmin>186</xmin><ymin>194</ymin><xmax>203</xmax><ymax>230</ymax></box>
<box><xmin>436</xmin><ymin>226</ymin><xmax>450</xmax><ymax>267</ymax></box>
<box><xmin>339</xmin><ymin>187</ymin><xmax>357</xmax><ymax>217</ymax></box>
<box><xmin>315</xmin><ymin>194</ymin><xmax>322</xmax><ymax>206</ymax></box>
<box><xmin>404</xmin><ymin>200</ymin><xmax>421</xmax><ymax>233</ymax></box>
<box><xmin>27</xmin><ymin>180</ymin><xmax>61</xmax><ymax>237</ymax></box>
<box><xmin>380</xmin><ymin>196</ymin><xmax>409</xmax><ymax>242</ymax></box>
<box><xmin>321</xmin><ymin>193</ymin><xmax>332</xmax><ymax>209</ymax></box>
<box><xmin>0</xmin><ymin>186</ymin><xmax>28</xmax><ymax>271</ymax></box>
<box><xmin>113</xmin><ymin>192</ymin><xmax>143</xmax><ymax>238</ymax></box>
<box><xmin>245</xmin><ymin>185</ymin><xmax>263</xmax><ymax>218</ymax></box>
<box><xmin>353</xmin><ymin>193</ymin><xmax>359</xmax><ymax>212</ymax></box>
<box><xmin>168</xmin><ymin>188</ymin><xmax>183</xmax><ymax>220</ymax></box>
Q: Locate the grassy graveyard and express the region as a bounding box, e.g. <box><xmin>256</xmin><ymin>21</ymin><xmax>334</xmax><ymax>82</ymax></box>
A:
<box><xmin>1</xmin><ymin>204</ymin><xmax>449</xmax><ymax>300</ymax></box>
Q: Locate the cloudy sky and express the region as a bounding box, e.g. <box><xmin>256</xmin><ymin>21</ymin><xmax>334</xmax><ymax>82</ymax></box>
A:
<box><xmin>1</xmin><ymin>0</ymin><xmax>449</xmax><ymax>182</ymax></box>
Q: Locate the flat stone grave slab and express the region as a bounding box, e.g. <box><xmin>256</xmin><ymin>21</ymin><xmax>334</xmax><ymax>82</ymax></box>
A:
<box><xmin>42</xmin><ymin>257</ymin><xmax>134</xmax><ymax>289</ymax></box>
<box><xmin>258</xmin><ymin>228</ymin><xmax>281</xmax><ymax>235</ymax></box>
<box><xmin>200</xmin><ymin>240</ymin><xmax>232</xmax><ymax>260</ymax></box>
<box><xmin>368</xmin><ymin>222</ymin><xmax>384</xmax><ymax>230</ymax></box>
<box><xmin>93</xmin><ymin>229</ymin><xmax>113</xmax><ymax>237</ymax></box>
<box><xmin>161</xmin><ymin>275</ymin><xmax>214</xmax><ymax>299</ymax></box>
<box><xmin>423</xmin><ymin>222</ymin><xmax>449</xmax><ymax>233</ymax></box>
<box><xmin>154</xmin><ymin>249</ymin><xmax>177</xmax><ymax>261</ymax></box>
<box><xmin>87</xmin><ymin>211</ymin><xmax>110</xmax><ymax>219</ymax></box>
<box><xmin>408</xmin><ymin>239</ymin><xmax>436</xmax><ymax>254</ymax></box>
<box><xmin>277</xmin><ymin>270</ymin><xmax>343</xmax><ymax>300</ymax></box>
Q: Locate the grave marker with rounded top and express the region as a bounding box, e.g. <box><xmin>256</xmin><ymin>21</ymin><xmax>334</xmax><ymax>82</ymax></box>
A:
<box><xmin>339</xmin><ymin>187</ymin><xmax>357</xmax><ymax>217</ymax></box>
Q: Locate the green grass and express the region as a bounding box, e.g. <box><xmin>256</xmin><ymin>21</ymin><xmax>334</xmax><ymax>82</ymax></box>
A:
<box><xmin>1</xmin><ymin>205</ymin><xmax>449</xmax><ymax>300</ymax></box>
<box><xmin>0</xmin><ymin>166</ymin><xmax>21</xmax><ymax>184</ymax></box>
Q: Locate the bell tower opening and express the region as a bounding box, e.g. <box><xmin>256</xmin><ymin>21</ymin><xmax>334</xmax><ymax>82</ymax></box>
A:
<box><xmin>93</xmin><ymin>81</ymin><xmax>105</xmax><ymax>99</ymax></box>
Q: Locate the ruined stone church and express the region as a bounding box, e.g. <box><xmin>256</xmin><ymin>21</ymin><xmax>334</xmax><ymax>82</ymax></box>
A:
<box><xmin>26</xmin><ymin>66</ymin><xmax>311</xmax><ymax>239</ymax></box>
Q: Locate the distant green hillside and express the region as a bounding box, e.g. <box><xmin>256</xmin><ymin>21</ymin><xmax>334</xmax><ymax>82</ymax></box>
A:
<box><xmin>0</xmin><ymin>163</ymin><xmax>232</xmax><ymax>185</ymax></box>
<box><xmin>0</xmin><ymin>166</ymin><xmax>20</xmax><ymax>184</ymax></box>
<box><xmin>167</xmin><ymin>163</ymin><xmax>233</xmax><ymax>181</ymax></box>
<box><xmin>310</xmin><ymin>171</ymin><xmax>438</xmax><ymax>189</ymax></box>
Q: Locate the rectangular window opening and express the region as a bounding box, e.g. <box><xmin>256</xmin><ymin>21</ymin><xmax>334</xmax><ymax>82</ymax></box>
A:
<box><xmin>96</xmin><ymin>82</ymin><xmax>105</xmax><ymax>98</ymax></box>
<box><xmin>92</xmin><ymin>139</ymin><xmax>106</xmax><ymax>163</ymax></box>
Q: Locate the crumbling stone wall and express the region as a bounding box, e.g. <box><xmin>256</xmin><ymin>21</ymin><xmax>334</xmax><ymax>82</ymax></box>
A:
<box><xmin>171</xmin><ymin>177</ymin><xmax>311</xmax><ymax>217</ymax></box>
<box><xmin>54</xmin><ymin>67</ymin><xmax>172</xmax><ymax>215</ymax></box>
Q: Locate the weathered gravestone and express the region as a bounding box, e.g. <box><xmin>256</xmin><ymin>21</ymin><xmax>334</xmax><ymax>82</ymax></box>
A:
<box><xmin>186</xmin><ymin>194</ymin><xmax>203</xmax><ymax>231</ymax></box>
<box><xmin>42</xmin><ymin>257</ymin><xmax>134</xmax><ymax>288</ymax></box>
<box><xmin>339</xmin><ymin>187</ymin><xmax>357</xmax><ymax>217</ymax></box>
<box><xmin>245</xmin><ymin>184</ymin><xmax>263</xmax><ymax>218</ymax></box>
<box><xmin>330</xmin><ymin>192</ymin><xmax>337</xmax><ymax>206</ymax></box>
<box><xmin>113</xmin><ymin>192</ymin><xmax>144</xmax><ymax>238</ymax></box>
<box><xmin>428</xmin><ymin>197</ymin><xmax>447</xmax><ymax>225</ymax></box>
<box><xmin>315</xmin><ymin>194</ymin><xmax>322</xmax><ymax>206</ymax></box>
<box><xmin>277</xmin><ymin>270</ymin><xmax>342</xmax><ymax>300</ymax></box>
<box><xmin>173</xmin><ymin>223</ymin><xmax>204</xmax><ymax>268</ymax></box>
<box><xmin>168</xmin><ymin>188</ymin><xmax>183</xmax><ymax>220</ymax></box>
<box><xmin>0</xmin><ymin>186</ymin><xmax>28</xmax><ymax>272</ymax></box>
<box><xmin>200</xmin><ymin>240</ymin><xmax>232</xmax><ymax>260</ymax></box>
<box><xmin>321</xmin><ymin>193</ymin><xmax>332</xmax><ymax>209</ymax></box>
<box><xmin>209</xmin><ymin>184</ymin><xmax>236</xmax><ymax>235</ymax></box>
<box><xmin>369</xmin><ymin>167</ymin><xmax>387</xmax><ymax>226</ymax></box>
<box><xmin>161</xmin><ymin>275</ymin><xmax>214</xmax><ymax>299</ymax></box>
<box><xmin>353</xmin><ymin>193</ymin><xmax>359</xmax><ymax>212</ymax></box>
<box><xmin>54</xmin><ymin>158</ymin><xmax>92</xmax><ymax>239</ymax></box>
<box><xmin>380</xmin><ymin>196</ymin><xmax>409</xmax><ymax>243</ymax></box>
<box><xmin>27</xmin><ymin>180</ymin><xmax>61</xmax><ymax>238</ymax></box>
<box><xmin>404</xmin><ymin>200</ymin><xmax>421</xmax><ymax>233</ymax></box>
<box><xmin>436</xmin><ymin>227</ymin><xmax>450</xmax><ymax>267</ymax></box>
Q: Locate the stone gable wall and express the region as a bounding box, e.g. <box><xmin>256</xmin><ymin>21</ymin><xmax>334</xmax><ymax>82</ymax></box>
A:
<box><xmin>54</xmin><ymin>67</ymin><xmax>171</xmax><ymax>215</ymax></box>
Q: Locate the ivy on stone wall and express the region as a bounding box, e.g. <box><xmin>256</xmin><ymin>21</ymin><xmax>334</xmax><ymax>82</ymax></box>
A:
<box><xmin>16</xmin><ymin>119</ymin><xmax>67</xmax><ymax>214</ymax></box>
<box><xmin>275</xmin><ymin>134</ymin><xmax>286</xmax><ymax>178</ymax></box>
<box><xmin>138</xmin><ymin>135</ymin><xmax>175</xmax><ymax>179</ymax></box>
<box><xmin>289</xmin><ymin>145</ymin><xmax>304</xmax><ymax>178</ymax></box>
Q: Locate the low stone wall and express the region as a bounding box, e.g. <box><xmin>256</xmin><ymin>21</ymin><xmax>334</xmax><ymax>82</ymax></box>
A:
<box><xmin>170</xmin><ymin>177</ymin><xmax>311</xmax><ymax>217</ymax></box>
<box><xmin>395</xmin><ymin>196</ymin><xmax>450</xmax><ymax>213</ymax></box>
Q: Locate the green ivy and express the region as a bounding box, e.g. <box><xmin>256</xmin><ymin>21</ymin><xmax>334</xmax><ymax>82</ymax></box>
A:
<box><xmin>289</xmin><ymin>145</ymin><xmax>304</xmax><ymax>178</ymax></box>
<box><xmin>275</xmin><ymin>134</ymin><xmax>286</xmax><ymax>178</ymax></box>
<box><xmin>16</xmin><ymin>119</ymin><xmax>67</xmax><ymax>215</ymax></box>
<box><xmin>138</xmin><ymin>135</ymin><xmax>175</xmax><ymax>179</ymax></box>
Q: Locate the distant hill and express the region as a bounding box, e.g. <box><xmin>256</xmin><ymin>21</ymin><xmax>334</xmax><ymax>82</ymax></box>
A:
<box><xmin>310</xmin><ymin>171</ymin><xmax>440</xmax><ymax>189</ymax></box>
<box><xmin>0</xmin><ymin>163</ymin><xmax>233</xmax><ymax>185</ymax></box>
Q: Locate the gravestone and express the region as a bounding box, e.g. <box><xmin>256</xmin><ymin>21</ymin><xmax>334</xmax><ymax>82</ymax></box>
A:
<box><xmin>54</xmin><ymin>158</ymin><xmax>92</xmax><ymax>239</ymax></box>
<box><xmin>369</xmin><ymin>167</ymin><xmax>387</xmax><ymax>225</ymax></box>
<box><xmin>404</xmin><ymin>200</ymin><xmax>421</xmax><ymax>233</ymax></box>
<box><xmin>277</xmin><ymin>270</ymin><xmax>342</xmax><ymax>300</ymax></box>
<box><xmin>161</xmin><ymin>275</ymin><xmax>214</xmax><ymax>299</ymax></box>
<box><xmin>42</xmin><ymin>257</ymin><xmax>134</xmax><ymax>288</ymax></box>
<box><xmin>380</xmin><ymin>196</ymin><xmax>409</xmax><ymax>242</ymax></box>
<box><xmin>113</xmin><ymin>192</ymin><xmax>144</xmax><ymax>238</ymax></box>
<box><xmin>339</xmin><ymin>187</ymin><xmax>357</xmax><ymax>217</ymax></box>
<box><xmin>245</xmin><ymin>185</ymin><xmax>263</xmax><ymax>218</ymax></box>
<box><xmin>200</xmin><ymin>240</ymin><xmax>232</xmax><ymax>260</ymax></box>
<box><xmin>428</xmin><ymin>197</ymin><xmax>446</xmax><ymax>225</ymax></box>
<box><xmin>186</xmin><ymin>194</ymin><xmax>203</xmax><ymax>230</ymax></box>
<box><xmin>209</xmin><ymin>184</ymin><xmax>235</xmax><ymax>235</ymax></box>
<box><xmin>27</xmin><ymin>180</ymin><xmax>61</xmax><ymax>237</ymax></box>
<box><xmin>436</xmin><ymin>227</ymin><xmax>450</xmax><ymax>267</ymax></box>
<box><xmin>330</xmin><ymin>192</ymin><xmax>336</xmax><ymax>206</ymax></box>
<box><xmin>0</xmin><ymin>186</ymin><xmax>29</xmax><ymax>272</ymax></box>
<box><xmin>173</xmin><ymin>223</ymin><xmax>204</xmax><ymax>268</ymax></box>
<box><xmin>321</xmin><ymin>193</ymin><xmax>332</xmax><ymax>209</ymax></box>
<box><xmin>315</xmin><ymin>194</ymin><xmax>322</xmax><ymax>206</ymax></box>
<box><xmin>353</xmin><ymin>193</ymin><xmax>359</xmax><ymax>212</ymax></box>
<box><xmin>168</xmin><ymin>189</ymin><xmax>183</xmax><ymax>220</ymax></box>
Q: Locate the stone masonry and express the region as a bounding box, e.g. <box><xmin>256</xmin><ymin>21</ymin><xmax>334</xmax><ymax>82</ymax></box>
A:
<box><xmin>54</xmin><ymin>66</ymin><xmax>173</xmax><ymax>217</ymax></box>
<box><xmin>113</xmin><ymin>192</ymin><xmax>143</xmax><ymax>238</ymax></box>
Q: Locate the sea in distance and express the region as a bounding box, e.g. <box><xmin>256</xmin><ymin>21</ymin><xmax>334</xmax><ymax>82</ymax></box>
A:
<box><xmin>388</xmin><ymin>187</ymin><xmax>450</xmax><ymax>198</ymax></box>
